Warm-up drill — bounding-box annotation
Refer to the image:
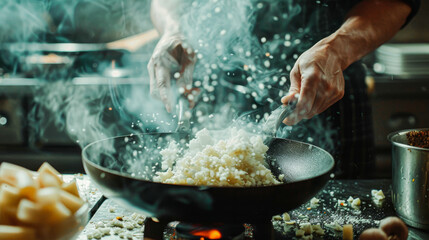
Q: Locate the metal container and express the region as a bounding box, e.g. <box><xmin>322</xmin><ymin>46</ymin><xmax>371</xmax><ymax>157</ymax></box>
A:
<box><xmin>388</xmin><ymin>128</ymin><xmax>429</xmax><ymax>230</ymax></box>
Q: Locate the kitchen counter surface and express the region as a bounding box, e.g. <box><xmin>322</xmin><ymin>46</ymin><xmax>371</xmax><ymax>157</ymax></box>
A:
<box><xmin>77</xmin><ymin>179</ymin><xmax>429</xmax><ymax>240</ymax></box>
<box><xmin>281</xmin><ymin>179</ymin><xmax>428</xmax><ymax>240</ymax></box>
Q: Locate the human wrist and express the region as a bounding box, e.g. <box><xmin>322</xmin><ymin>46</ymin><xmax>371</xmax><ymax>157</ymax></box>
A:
<box><xmin>162</xmin><ymin>20</ymin><xmax>181</xmax><ymax>36</ymax></box>
<box><xmin>314</xmin><ymin>33</ymin><xmax>352</xmax><ymax>71</ymax></box>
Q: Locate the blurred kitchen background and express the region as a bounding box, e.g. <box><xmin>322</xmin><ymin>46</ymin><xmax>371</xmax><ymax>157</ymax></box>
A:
<box><xmin>364</xmin><ymin>0</ymin><xmax>429</xmax><ymax>178</ymax></box>
<box><xmin>0</xmin><ymin>0</ymin><xmax>428</xmax><ymax>177</ymax></box>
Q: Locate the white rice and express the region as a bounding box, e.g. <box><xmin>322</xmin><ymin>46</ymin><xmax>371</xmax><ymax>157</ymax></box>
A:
<box><xmin>153</xmin><ymin>128</ymin><xmax>282</xmax><ymax>186</ymax></box>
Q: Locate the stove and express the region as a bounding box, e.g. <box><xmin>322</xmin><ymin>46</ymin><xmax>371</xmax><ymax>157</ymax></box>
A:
<box><xmin>147</xmin><ymin>220</ymin><xmax>252</xmax><ymax>240</ymax></box>
<box><xmin>80</xmin><ymin>198</ymin><xmax>280</xmax><ymax>240</ymax></box>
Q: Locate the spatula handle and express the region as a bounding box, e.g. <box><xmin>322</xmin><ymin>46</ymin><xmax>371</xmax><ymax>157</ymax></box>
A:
<box><xmin>262</xmin><ymin>98</ymin><xmax>298</xmax><ymax>137</ymax></box>
<box><xmin>175</xmin><ymin>96</ymin><xmax>191</xmax><ymax>133</ymax></box>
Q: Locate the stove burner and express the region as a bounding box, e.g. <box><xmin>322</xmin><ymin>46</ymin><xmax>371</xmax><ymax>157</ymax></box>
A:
<box><xmin>173</xmin><ymin>222</ymin><xmax>245</xmax><ymax>240</ymax></box>
<box><xmin>142</xmin><ymin>218</ymin><xmax>275</xmax><ymax>240</ymax></box>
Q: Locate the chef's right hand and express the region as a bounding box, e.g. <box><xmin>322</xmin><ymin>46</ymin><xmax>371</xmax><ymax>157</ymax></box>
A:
<box><xmin>359</xmin><ymin>217</ymin><xmax>408</xmax><ymax>240</ymax></box>
<box><xmin>147</xmin><ymin>31</ymin><xmax>196</xmax><ymax>112</ymax></box>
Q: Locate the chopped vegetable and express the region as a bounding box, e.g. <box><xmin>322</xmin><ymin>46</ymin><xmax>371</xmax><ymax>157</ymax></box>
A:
<box><xmin>0</xmin><ymin>162</ymin><xmax>86</xmax><ymax>240</ymax></box>
<box><xmin>343</xmin><ymin>224</ymin><xmax>353</xmax><ymax>240</ymax></box>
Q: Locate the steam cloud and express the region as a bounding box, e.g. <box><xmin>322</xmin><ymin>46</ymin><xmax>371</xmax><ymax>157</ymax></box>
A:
<box><xmin>179</xmin><ymin>0</ymin><xmax>337</xmax><ymax>152</ymax></box>
<box><xmin>1</xmin><ymin>0</ymin><xmax>337</xmax><ymax>168</ymax></box>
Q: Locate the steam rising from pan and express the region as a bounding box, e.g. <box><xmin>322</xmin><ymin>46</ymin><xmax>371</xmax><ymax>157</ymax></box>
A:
<box><xmin>1</xmin><ymin>0</ymin><xmax>336</xmax><ymax>167</ymax></box>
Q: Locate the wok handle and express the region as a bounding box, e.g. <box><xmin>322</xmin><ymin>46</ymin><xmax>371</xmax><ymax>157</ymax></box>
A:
<box><xmin>262</xmin><ymin>97</ymin><xmax>298</xmax><ymax>137</ymax></box>
<box><xmin>175</xmin><ymin>96</ymin><xmax>191</xmax><ymax>133</ymax></box>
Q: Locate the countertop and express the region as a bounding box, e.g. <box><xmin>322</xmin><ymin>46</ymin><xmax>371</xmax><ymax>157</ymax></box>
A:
<box><xmin>279</xmin><ymin>179</ymin><xmax>428</xmax><ymax>240</ymax></box>
<box><xmin>76</xmin><ymin>179</ymin><xmax>429</xmax><ymax>240</ymax></box>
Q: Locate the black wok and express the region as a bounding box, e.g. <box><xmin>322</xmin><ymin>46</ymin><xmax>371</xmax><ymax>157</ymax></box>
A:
<box><xmin>82</xmin><ymin>132</ymin><xmax>334</xmax><ymax>223</ymax></box>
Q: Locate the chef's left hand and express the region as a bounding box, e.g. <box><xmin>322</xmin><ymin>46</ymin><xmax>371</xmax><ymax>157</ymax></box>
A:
<box><xmin>147</xmin><ymin>31</ymin><xmax>196</xmax><ymax>112</ymax></box>
<box><xmin>281</xmin><ymin>41</ymin><xmax>345</xmax><ymax>125</ymax></box>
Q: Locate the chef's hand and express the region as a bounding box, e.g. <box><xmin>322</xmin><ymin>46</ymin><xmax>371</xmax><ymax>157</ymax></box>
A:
<box><xmin>279</xmin><ymin>0</ymin><xmax>411</xmax><ymax>125</ymax></box>
<box><xmin>147</xmin><ymin>31</ymin><xmax>196</xmax><ymax>112</ymax></box>
<box><xmin>281</xmin><ymin>42</ymin><xmax>345</xmax><ymax>125</ymax></box>
<box><xmin>359</xmin><ymin>217</ymin><xmax>408</xmax><ymax>240</ymax></box>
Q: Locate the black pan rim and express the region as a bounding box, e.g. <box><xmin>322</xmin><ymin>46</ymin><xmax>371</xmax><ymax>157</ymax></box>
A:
<box><xmin>82</xmin><ymin>132</ymin><xmax>335</xmax><ymax>190</ymax></box>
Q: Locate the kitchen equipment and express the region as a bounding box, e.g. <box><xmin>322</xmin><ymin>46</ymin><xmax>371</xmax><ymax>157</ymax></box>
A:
<box><xmin>234</xmin><ymin>98</ymin><xmax>298</xmax><ymax>146</ymax></box>
<box><xmin>261</xmin><ymin>98</ymin><xmax>298</xmax><ymax>137</ymax></box>
<box><xmin>82</xmin><ymin>132</ymin><xmax>334</xmax><ymax>224</ymax></box>
<box><xmin>368</xmin><ymin>43</ymin><xmax>429</xmax><ymax>178</ymax></box>
<box><xmin>373</xmin><ymin>43</ymin><xmax>429</xmax><ymax>76</ymax></box>
<box><xmin>388</xmin><ymin>128</ymin><xmax>429</xmax><ymax>230</ymax></box>
<box><xmin>175</xmin><ymin>96</ymin><xmax>191</xmax><ymax>133</ymax></box>
<box><xmin>1</xmin><ymin>29</ymin><xmax>159</xmax><ymax>54</ymax></box>
<box><xmin>0</xmin><ymin>29</ymin><xmax>159</xmax><ymax>78</ymax></box>
<box><xmin>45</xmin><ymin>203</ymin><xmax>90</xmax><ymax>240</ymax></box>
<box><xmin>233</xmin><ymin>96</ymin><xmax>297</xmax><ymax>133</ymax></box>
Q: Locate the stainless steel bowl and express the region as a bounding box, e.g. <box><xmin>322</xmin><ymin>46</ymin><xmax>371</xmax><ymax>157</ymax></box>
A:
<box><xmin>388</xmin><ymin>128</ymin><xmax>429</xmax><ymax>230</ymax></box>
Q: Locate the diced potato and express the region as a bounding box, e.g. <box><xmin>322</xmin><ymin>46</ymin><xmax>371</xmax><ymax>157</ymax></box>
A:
<box><xmin>0</xmin><ymin>162</ymin><xmax>34</xmax><ymax>186</ymax></box>
<box><xmin>0</xmin><ymin>225</ymin><xmax>36</xmax><ymax>240</ymax></box>
<box><xmin>0</xmin><ymin>162</ymin><xmax>85</xmax><ymax>239</ymax></box>
<box><xmin>0</xmin><ymin>163</ymin><xmax>38</xmax><ymax>201</ymax></box>
<box><xmin>16</xmin><ymin>199</ymin><xmax>45</xmax><ymax>225</ymax></box>
<box><xmin>16</xmin><ymin>172</ymin><xmax>38</xmax><ymax>201</ymax></box>
<box><xmin>0</xmin><ymin>209</ymin><xmax>14</xmax><ymax>225</ymax></box>
<box><xmin>38</xmin><ymin>172</ymin><xmax>62</xmax><ymax>188</ymax></box>
<box><xmin>0</xmin><ymin>184</ymin><xmax>20</xmax><ymax>209</ymax></box>
<box><xmin>45</xmin><ymin>202</ymin><xmax>72</xmax><ymax>224</ymax></box>
<box><xmin>61</xmin><ymin>180</ymin><xmax>80</xmax><ymax>197</ymax></box>
<box><xmin>0</xmin><ymin>185</ymin><xmax>19</xmax><ymax>225</ymax></box>
<box><xmin>36</xmin><ymin>187</ymin><xmax>60</xmax><ymax>206</ymax></box>
<box><xmin>59</xmin><ymin>189</ymin><xmax>84</xmax><ymax>213</ymax></box>
<box><xmin>343</xmin><ymin>224</ymin><xmax>353</xmax><ymax>240</ymax></box>
<box><xmin>37</xmin><ymin>162</ymin><xmax>63</xmax><ymax>186</ymax></box>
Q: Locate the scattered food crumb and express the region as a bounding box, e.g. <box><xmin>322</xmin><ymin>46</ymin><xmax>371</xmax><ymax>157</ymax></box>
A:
<box><xmin>371</xmin><ymin>190</ymin><xmax>385</xmax><ymax>200</ymax></box>
<box><xmin>338</xmin><ymin>199</ymin><xmax>347</xmax><ymax>207</ymax></box>
<box><xmin>310</xmin><ymin>197</ymin><xmax>320</xmax><ymax>208</ymax></box>
<box><xmin>325</xmin><ymin>222</ymin><xmax>343</xmax><ymax>232</ymax></box>
<box><xmin>282</xmin><ymin>212</ymin><xmax>291</xmax><ymax>222</ymax></box>
<box><xmin>296</xmin><ymin>229</ymin><xmax>305</xmax><ymax>237</ymax></box>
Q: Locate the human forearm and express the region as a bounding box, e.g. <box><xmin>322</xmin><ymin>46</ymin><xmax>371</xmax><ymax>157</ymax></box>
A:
<box><xmin>317</xmin><ymin>0</ymin><xmax>411</xmax><ymax>70</ymax></box>
<box><xmin>148</xmin><ymin>0</ymin><xmax>196</xmax><ymax>112</ymax></box>
<box><xmin>282</xmin><ymin>0</ymin><xmax>412</xmax><ymax>125</ymax></box>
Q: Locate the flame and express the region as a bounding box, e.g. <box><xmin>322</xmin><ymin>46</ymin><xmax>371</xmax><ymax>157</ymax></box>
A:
<box><xmin>190</xmin><ymin>229</ymin><xmax>222</xmax><ymax>239</ymax></box>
